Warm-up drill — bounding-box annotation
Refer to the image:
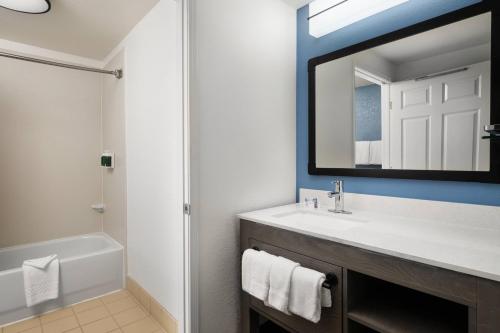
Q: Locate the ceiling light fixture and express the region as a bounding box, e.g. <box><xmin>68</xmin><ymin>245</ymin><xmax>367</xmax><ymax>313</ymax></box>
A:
<box><xmin>309</xmin><ymin>0</ymin><xmax>409</xmax><ymax>38</ymax></box>
<box><xmin>0</xmin><ymin>0</ymin><xmax>51</xmax><ymax>14</ymax></box>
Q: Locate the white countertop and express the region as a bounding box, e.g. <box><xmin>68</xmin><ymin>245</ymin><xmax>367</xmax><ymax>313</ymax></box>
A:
<box><xmin>238</xmin><ymin>203</ymin><xmax>500</xmax><ymax>282</ymax></box>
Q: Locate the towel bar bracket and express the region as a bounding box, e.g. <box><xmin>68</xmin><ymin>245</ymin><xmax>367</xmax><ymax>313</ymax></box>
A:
<box><xmin>249</xmin><ymin>246</ymin><xmax>338</xmax><ymax>290</ymax></box>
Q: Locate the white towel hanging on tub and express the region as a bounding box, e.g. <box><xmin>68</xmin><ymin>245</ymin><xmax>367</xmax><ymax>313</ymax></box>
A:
<box><xmin>22</xmin><ymin>254</ymin><xmax>59</xmax><ymax>307</ymax></box>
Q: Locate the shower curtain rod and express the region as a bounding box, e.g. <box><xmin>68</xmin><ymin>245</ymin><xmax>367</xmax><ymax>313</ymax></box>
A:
<box><xmin>0</xmin><ymin>51</ymin><xmax>123</xmax><ymax>79</ymax></box>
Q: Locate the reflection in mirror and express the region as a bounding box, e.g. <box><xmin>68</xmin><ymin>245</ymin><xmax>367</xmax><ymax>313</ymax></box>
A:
<box><xmin>315</xmin><ymin>12</ymin><xmax>491</xmax><ymax>171</ymax></box>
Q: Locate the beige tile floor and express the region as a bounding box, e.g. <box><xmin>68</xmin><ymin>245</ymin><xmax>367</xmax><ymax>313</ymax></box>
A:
<box><xmin>1</xmin><ymin>290</ymin><xmax>166</xmax><ymax>333</ymax></box>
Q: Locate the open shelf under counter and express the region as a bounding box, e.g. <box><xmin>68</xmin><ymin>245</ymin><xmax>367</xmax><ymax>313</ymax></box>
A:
<box><xmin>347</xmin><ymin>298</ymin><xmax>467</xmax><ymax>333</ymax></box>
<box><xmin>346</xmin><ymin>270</ymin><xmax>468</xmax><ymax>333</ymax></box>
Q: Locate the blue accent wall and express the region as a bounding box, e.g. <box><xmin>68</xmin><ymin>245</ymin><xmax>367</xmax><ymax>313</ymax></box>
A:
<box><xmin>355</xmin><ymin>84</ymin><xmax>381</xmax><ymax>141</ymax></box>
<box><xmin>296</xmin><ymin>0</ymin><xmax>500</xmax><ymax>206</ymax></box>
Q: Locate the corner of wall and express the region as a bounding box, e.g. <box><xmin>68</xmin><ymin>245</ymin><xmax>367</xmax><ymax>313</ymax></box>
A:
<box><xmin>126</xmin><ymin>276</ymin><xmax>178</xmax><ymax>333</ymax></box>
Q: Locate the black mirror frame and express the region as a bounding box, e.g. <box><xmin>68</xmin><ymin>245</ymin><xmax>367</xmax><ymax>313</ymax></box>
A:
<box><xmin>308</xmin><ymin>1</ymin><xmax>500</xmax><ymax>183</ymax></box>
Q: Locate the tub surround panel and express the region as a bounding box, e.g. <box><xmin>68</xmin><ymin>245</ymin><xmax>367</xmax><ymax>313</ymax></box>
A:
<box><xmin>102</xmin><ymin>51</ymin><xmax>127</xmax><ymax>247</ymax></box>
<box><xmin>296</xmin><ymin>0</ymin><xmax>500</xmax><ymax>206</ymax></box>
<box><xmin>0</xmin><ymin>55</ymin><xmax>103</xmax><ymax>248</ymax></box>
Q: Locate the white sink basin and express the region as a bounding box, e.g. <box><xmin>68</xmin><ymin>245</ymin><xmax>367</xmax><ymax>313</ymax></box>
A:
<box><xmin>272</xmin><ymin>209</ymin><xmax>367</xmax><ymax>232</ymax></box>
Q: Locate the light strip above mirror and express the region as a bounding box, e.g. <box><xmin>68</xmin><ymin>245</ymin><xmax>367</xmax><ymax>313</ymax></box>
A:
<box><xmin>309</xmin><ymin>0</ymin><xmax>408</xmax><ymax>38</ymax></box>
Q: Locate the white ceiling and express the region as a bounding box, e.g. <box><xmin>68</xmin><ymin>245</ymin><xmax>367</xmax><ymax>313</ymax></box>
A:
<box><xmin>373</xmin><ymin>12</ymin><xmax>491</xmax><ymax>64</ymax></box>
<box><xmin>0</xmin><ymin>0</ymin><xmax>160</xmax><ymax>60</ymax></box>
<box><xmin>282</xmin><ymin>0</ymin><xmax>314</xmax><ymax>9</ymax></box>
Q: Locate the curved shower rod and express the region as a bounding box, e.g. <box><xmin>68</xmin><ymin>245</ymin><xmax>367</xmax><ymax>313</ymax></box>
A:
<box><xmin>0</xmin><ymin>50</ymin><xmax>123</xmax><ymax>79</ymax></box>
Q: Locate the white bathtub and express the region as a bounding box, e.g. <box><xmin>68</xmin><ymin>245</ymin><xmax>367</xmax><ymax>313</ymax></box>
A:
<box><xmin>0</xmin><ymin>233</ymin><xmax>123</xmax><ymax>325</ymax></box>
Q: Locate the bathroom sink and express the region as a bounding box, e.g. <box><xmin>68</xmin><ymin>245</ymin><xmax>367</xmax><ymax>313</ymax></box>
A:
<box><xmin>272</xmin><ymin>209</ymin><xmax>366</xmax><ymax>232</ymax></box>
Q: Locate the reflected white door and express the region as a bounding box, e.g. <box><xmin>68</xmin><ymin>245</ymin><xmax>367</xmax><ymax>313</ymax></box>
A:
<box><xmin>389</xmin><ymin>61</ymin><xmax>490</xmax><ymax>171</ymax></box>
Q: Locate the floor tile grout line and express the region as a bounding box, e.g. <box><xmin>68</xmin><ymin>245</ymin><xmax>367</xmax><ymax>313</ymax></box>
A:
<box><xmin>100</xmin><ymin>291</ymin><xmax>131</xmax><ymax>306</ymax></box>
<box><xmin>106</xmin><ymin>294</ymin><xmax>124</xmax><ymax>331</ymax></box>
<box><xmin>108</xmin><ymin>308</ymin><xmax>121</xmax><ymax>333</ymax></box>
<box><xmin>72</xmin><ymin>298</ymin><xmax>104</xmax><ymax>315</ymax></box>
<box><xmin>10</xmin><ymin>290</ymin><xmax>124</xmax><ymax>331</ymax></box>
<box><xmin>119</xmin><ymin>316</ymin><xmax>162</xmax><ymax>333</ymax></box>
<box><xmin>103</xmin><ymin>296</ymin><xmax>135</xmax><ymax>309</ymax></box>
<box><xmin>5</xmin><ymin>317</ymin><xmax>42</xmax><ymax>333</ymax></box>
<box><xmin>69</xmin><ymin>306</ymin><xmax>77</xmax><ymax>321</ymax></box>
<box><xmin>74</xmin><ymin>308</ymin><xmax>110</xmax><ymax>328</ymax></box>
<box><xmin>40</xmin><ymin>307</ymin><xmax>75</xmax><ymax>327</ymax></box>
<box><xmin>72</xmin><ymin>294</ymin><xmax>133</xmax><ymax>328</ymax></box>
<box><xmin>76</xmin><ymin>304</ymin><xmax>145</xmax><ymax>331</ymax></box>
<box><xmin>3</xmin><ymin>290</ymin><xmax>151</xmax><ymax>333</ymax></box>
<box><xmin>112</xmin><ymin>310</ymin><xmax>146</xmax><ymax>326</ymax></box>
<box><xmin>120</xmin><ymin>294</ymin><xmax>166</xmax><ymax>333</ymax></box>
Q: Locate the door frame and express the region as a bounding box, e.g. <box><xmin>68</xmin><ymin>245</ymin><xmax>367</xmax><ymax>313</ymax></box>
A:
<box><xmin>354</xmin><ymin>67</ymin><xmax>391</xmax><ymax>168</ymax></box>
<box><xmin>308</xmin><ymin>1</ymin><xmax>500</xmax><ymax>183</ymax></box>
<box><xmin>181</xmin><ymin>0</ymin><xmax>197</xmax><ymax>332</ymax></box>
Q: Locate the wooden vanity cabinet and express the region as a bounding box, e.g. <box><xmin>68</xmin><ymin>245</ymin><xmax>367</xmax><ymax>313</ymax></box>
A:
<box><xmin>240</xmin><ymin>219</ymin><xmax>500</xmax><ymax>333</ymax></box>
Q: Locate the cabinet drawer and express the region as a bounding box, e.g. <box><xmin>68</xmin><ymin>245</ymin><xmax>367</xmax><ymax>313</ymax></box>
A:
<box><xmin>247</xmin><ymin>238</ymin><xmax>342</xmax><ymax>333</ymax></box>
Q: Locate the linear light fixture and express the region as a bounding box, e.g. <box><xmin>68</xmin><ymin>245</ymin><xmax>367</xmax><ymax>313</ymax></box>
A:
<box><xmin>0</xmin><ymin>0</ymin><xmax>51</xmax><ymax>14</ymax></box>
<box><xmin>309</xmin><ymin>0</ymin><xmax>409</xmax><ymax>38</ymax></box>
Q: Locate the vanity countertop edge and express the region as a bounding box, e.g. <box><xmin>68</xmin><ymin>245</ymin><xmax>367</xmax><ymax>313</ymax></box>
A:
<box><xmin>238</xmin><ymin>203</ymin><xmax>500</xmax><ymax>283</ymax></box>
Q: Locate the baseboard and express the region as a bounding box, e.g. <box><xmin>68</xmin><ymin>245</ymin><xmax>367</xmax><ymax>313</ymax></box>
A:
<box><xmin>126</xmin><ymin>276</ymin><xmax>178</xmax><ymax>333</ymax></box>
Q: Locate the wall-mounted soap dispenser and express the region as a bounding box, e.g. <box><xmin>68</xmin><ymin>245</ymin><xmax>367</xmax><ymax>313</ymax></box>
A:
<box><xmin>101</xmin><ymin>152</ymin><xmax>115</xmax><ymax>169</ymax></box>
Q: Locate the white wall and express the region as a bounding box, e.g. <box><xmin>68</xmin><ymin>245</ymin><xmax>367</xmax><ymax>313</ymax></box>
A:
<box><xmin>119</xmin><ymin>0</ymin><xmax>184</xmax><ymax>326</ymax></box>
<box><xmin>190</xmin><ymin>0</ymin><xmax>297</xmax><ymax>331</ymax></box>
<box><xmin>0</xmin><ymin>49</ymin><xmax>103</xmax><ymax>248</ymax></box>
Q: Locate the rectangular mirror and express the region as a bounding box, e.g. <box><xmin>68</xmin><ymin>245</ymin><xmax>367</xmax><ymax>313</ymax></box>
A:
<box><xmin>309</xmin><ymin>3</ymin><xmax>499</xmax><ymax>182</ymax></box>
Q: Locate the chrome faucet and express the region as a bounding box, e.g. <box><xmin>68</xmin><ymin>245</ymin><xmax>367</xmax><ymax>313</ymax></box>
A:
<box><xmin>328</xmin><ymin>180</ymin><xmax>351</xmax><ymax>214</ymax></box>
